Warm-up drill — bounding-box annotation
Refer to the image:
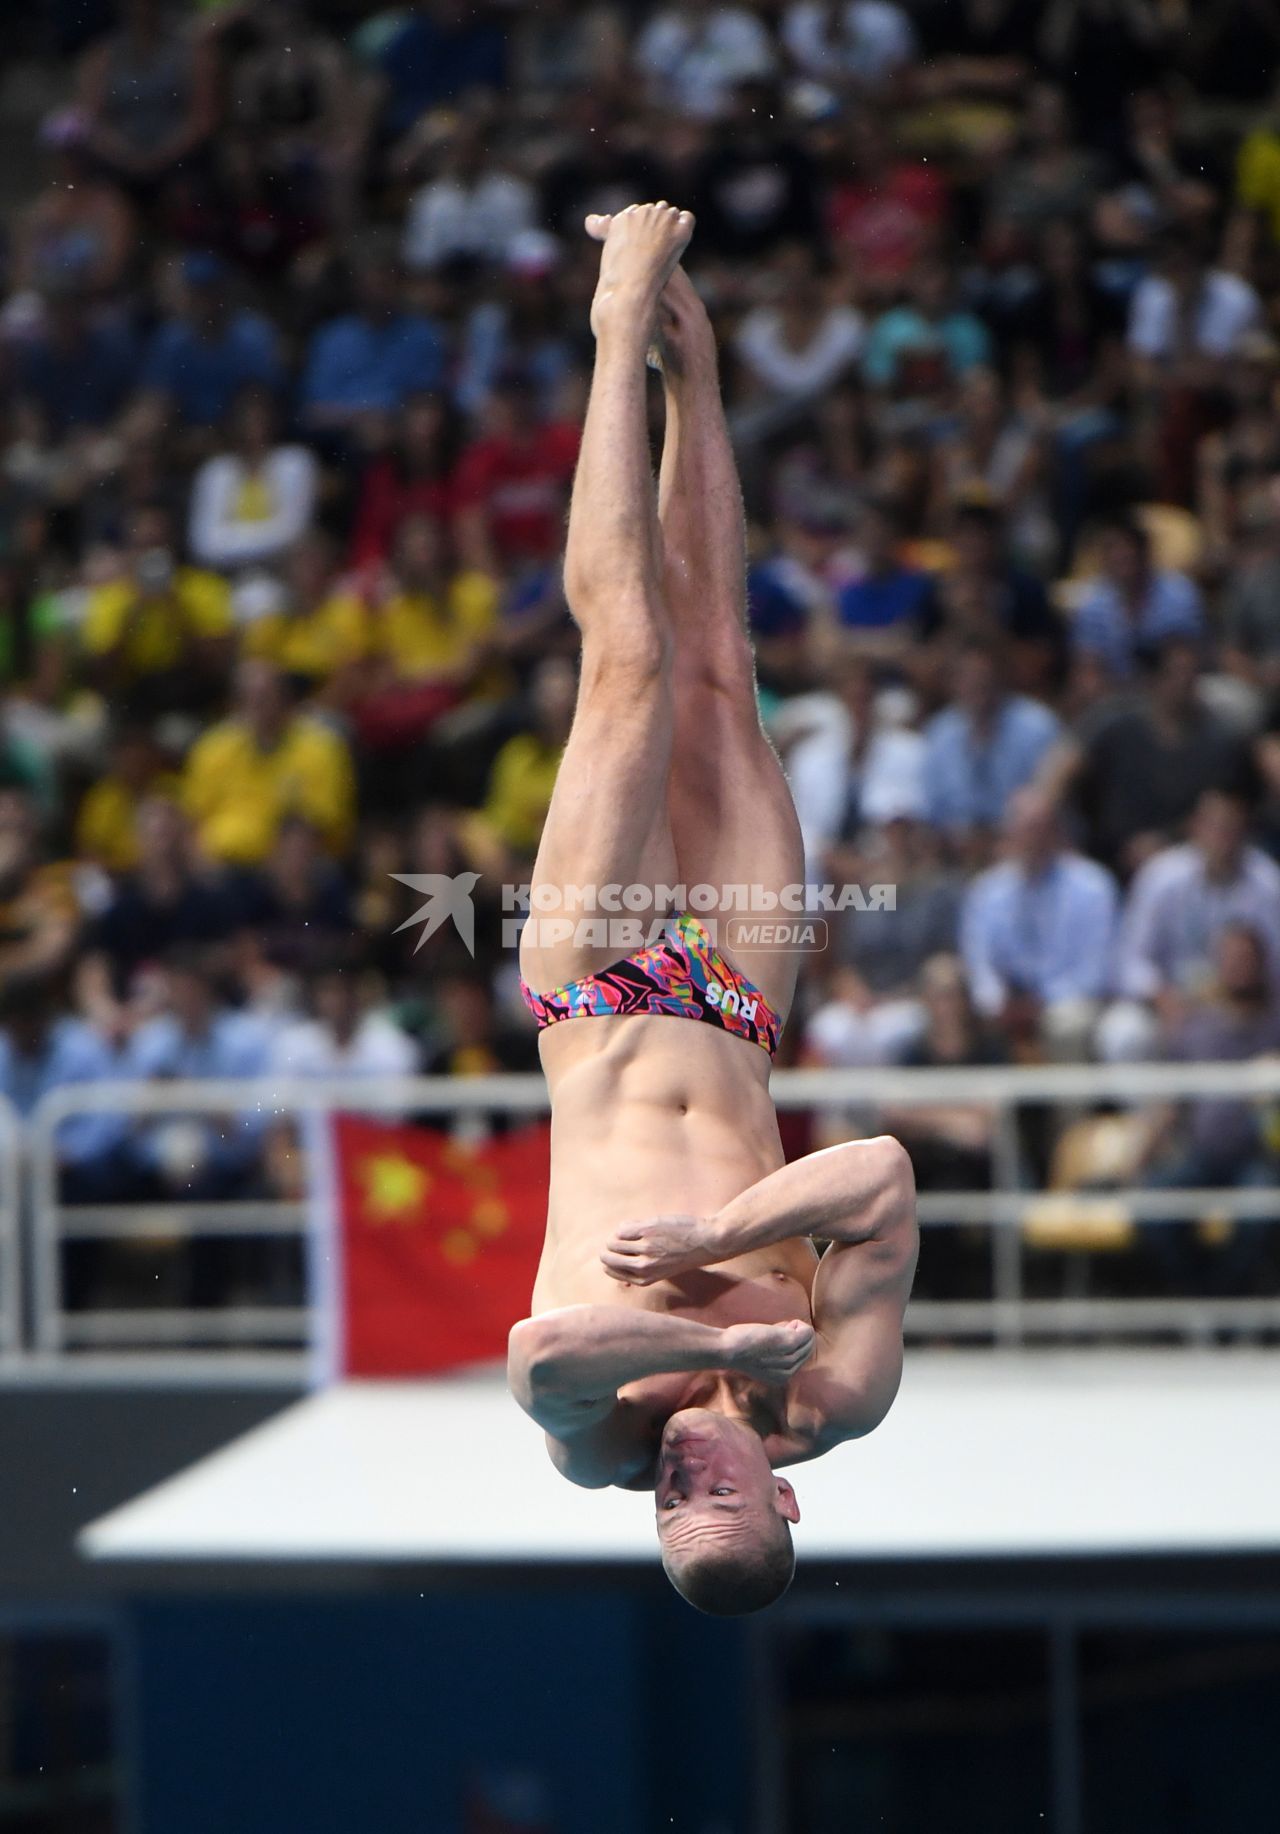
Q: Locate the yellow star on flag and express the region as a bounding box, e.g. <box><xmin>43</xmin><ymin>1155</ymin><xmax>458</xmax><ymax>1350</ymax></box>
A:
<box><xmin>361</xmin><ymin>1153</ymin><xmax>432</xmax><ymax>1223</ymax></box>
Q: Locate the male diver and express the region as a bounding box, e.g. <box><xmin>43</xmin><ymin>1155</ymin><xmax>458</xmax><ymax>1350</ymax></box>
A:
<box><xmin>508</xmin><ymin>205</ymin><xmax>917</xmax><ymax>1614</ymax></box>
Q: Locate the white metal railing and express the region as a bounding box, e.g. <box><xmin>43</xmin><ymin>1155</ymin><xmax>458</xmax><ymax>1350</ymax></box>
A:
<box><xmin>17</xmin><ymin>1064</ymin><xmax>1280</xmax><ymax>1370</ymax></box>
<box><xmin>0</xmin><ymin>1094</ymin><xmax>21</xmax><ymax>1362</ymax></box>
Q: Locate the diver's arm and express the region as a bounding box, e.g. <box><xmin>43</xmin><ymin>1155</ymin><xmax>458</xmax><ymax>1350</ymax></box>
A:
<box><xmin>599</xmin><ymin>1137</ymin><xmax>916</xmax><ymax>1283</ymax></box>
<box><xmin>508</xmin><ymin>1308</ymin><xmax>814</xmax><ymax>1435</ymax></box>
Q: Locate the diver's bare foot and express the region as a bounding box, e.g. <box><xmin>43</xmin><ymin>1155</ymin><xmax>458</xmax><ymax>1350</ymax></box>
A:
<box><xmin>651</xmin><ymin>263</ymin><xmax>717</xmax><ymax>383</ymax></box>
<box><xmin>586</xmin><ymin>203</ymin><xmax>694</xmax><ymax>341</ymax></box>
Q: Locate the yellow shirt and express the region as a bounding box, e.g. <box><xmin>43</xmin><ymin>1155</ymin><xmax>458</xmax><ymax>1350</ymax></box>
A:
<box><xmin>481</xmin><ymin>733</ymin><xmax>563</xmax><ymax>853</ymax></box>
<box><xmin>369</xmin><ymin>572</ymin><xmax>498</xmax><ymax>680</ymax></box>
<box><xmin>243</xmin><ymin>593</ymin><xmax>367</xmax><ymax>682</ymax></box>
<box><xmin>1239</xmin><ymin>129</ymin><xmax>1280</xmax><ymax>242</ymax></box>
<box><xmin>83</xmin><ymin>569</ymin><xmax>232</xmax><ymax>675</ymax></box>
<box><xmin>74</xmin><ymin>771</ymin><xmax>181</xmax><ymax>871</ymax></box>
<box><xmin>181</xmin><ymin>715</ymin><xmax>356</xmax><ymax>864</ymax></box>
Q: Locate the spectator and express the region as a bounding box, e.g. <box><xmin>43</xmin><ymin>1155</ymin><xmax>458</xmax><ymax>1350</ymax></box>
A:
<box><xmin>376</xmin><ymin>0</ymin><xmax>508</xmax><ymax>140</ymax></box>
<box><xmin>73</xmin><ymin>724</ymin><xmax>177</xmax><ymax>872</ymax></box>
<box><xmin>300</xmin><ymin>238</ymin><xmax>446</xmax><ymax>433</ymax></box>
<box><xmin>635</xmin><ymin>0</ymin><xmax>776</xmax><ymax>119</ymax></box>
<box><xmin>928</xmin><ymin>370</ymin><xmax>1052</xmax><ymax>573</ymax></box>
<box><xmin>782</xmin><ymin>1</ymin><xmax>917</xmax><ymax>93</ymax></box>
<box><xmin>143</xmin><ymin>253</ymin><xmax>283</xmax><ymax>432</ymax></box>
<box><xmin>270</xmin><ymin>959</ymin><xmax>419</xmax><ymax>1079</ymax></box>
<box><xmin>734</xmin><ymin>247</ymin><xmax>865</xmax><ymax>410</ymax></box>
<box><xmin>777</xmin><ymin>653</ymin><xmax>924</xmax><ymax>868</ymax></box>
<box><xmin>231</xmin><ymin>0</ymin><xmax>374</xmax><ymax>240</ymax></box>
<box><xmin>862</xmin><ymin>256</ymin><xmax>992</xmax><ymax>400</ymax></box>
<box><xmin>457</xmin><ymin>656</ymin><xmax>575</xmax><ymax>877</ymax></box>
<box><xmin>362</xmin><ymin>515</ymin><xmax>499</xmax><ymax>697</ymax></box>
<box><xmin>1220</xmin><ymin>494</ymin><xmax>1280</xmax><ymax>701</ymax></box>
<box><xmin>454</xmin><ymin>381</ymin><xmax>580</xmax><ymax>574</ymax></box>
<box><xmin>455</xmin><ymin>235</ymin><xmax>576</xmax><ymax>418</ymax></box>
<box><xmin>0</xmin><ymin>789</ymin><xmax>83</xmax><ymax>1001</ymax></box>
<box><xmin>1128</xmin><ymin>233</ymin><xmax>1263</xmax><ymax>372</ymax></box>
<box><xmin>349</xmin><ymin>395</ymin><xmax>462</xmax><ymax>574</ymax></box>
<box><xmin>80</xmin><ymin>503</ymin><xmax>233</xmax><ymax>716</ymax></box>
<box><xmin>420</xmin><ymin>968</ymin><xmax>538</xmax><ymax>1075</ymax></box>
<box><xmin>879</xmin><ymin>949</ymin><xmax>1008</xmax><ymax>1247</ymax></box>
<box><xmin>15</xmin><ymin>282</ymin><xmax>141</xmax><ymax>439</ymax></box>
<box><xmin>187</xmin><ymin>387</ymin><xmax>317</xmax><ymax>573</ymax></box>
<box><xmin>1040</xmin><ymin>0</ymin><xmax>1169</xmax><ymax>139</ymax></box>
<box><xmin>805</xmin><ymin>810</ymin><xmax>962</xmax><ymax>1067</ymax></box>
<box><xmin>77</xmin><ymin>0</ymin><xmax>219</xmax><ymax>199</ymax></box>
<box><xmin>82</xmin><ymin>794</ymin><xmax>239</xmax><ymax>1010</ymax></box>
<box><xmin>123</xmin><ymin>944</ymin><xmax>274</xmax><ymax>1200</ymax></box>
<box><xmin>824</xmin><ymin>114</ymin><xmax>947</xmax><ymax>295</ymax></box>
<box><xmin>960</xmin><ymin>788</ymin><xmax>1119</xmax><ymax>1058</ymax></box>
<box><xmin>999</xmin><ymin>218</ymin><xmax>1127</xmax><ymax>412</ymax></box>
<box><xmin>833</xmin><ymin>501</ymin><xmax>934</xmax><ymax>646</ymax></box>
<box><xmin>690</xmin><ymin>84</ymin><xmax>821</xmax><ymax>260</ymax></box>
<box><xmin>181</xmin><ymin>659</ymin><xmax>356</xmax><ymax>865</ymax></box>
<box><xmin>922</xmin><ymin>639</ymin><xmax>1060</xmax><ymax>846</ymax></box>
<box><xmin>0</xmin><ymin>976</ymin><xmax>129</xmax><ymax>1201</ymax></box>
<box><xmin>1071</xmin><ymin>515</ymin><xmax>1204</xmax><ymax>681</ymax></box>
<box><xmin>1110</xmin><ymin>789</ymin><xmax>1280</xmax><ymax>1045</ymax></box>
<box><xmin>240</xmin><ymin>533</ymin><xmax>366</xmax><ymax>697</ymax></box>
<box><xmin>13</xmin><ymin>108</ymin><xmax>135</xmax><ymax>298</ymax></box>
<box><xmin>511</xmin><ymin>0</ymin><xmax>626</xmax><ymax>99</ymax></box>
<box><xmin>229</xmin><ymin>816</ymin><xmax>355</xmax><ymax>985</ymax></box>
<box><xmin>1138</xmin><ymin>923</ymin><xmax>1280</xmax><ymax>1295</ymax></box>
<box><xmin>1045</xmin><ymin>639</ymin><xmax>1250</xmax><ymax>877</ymax></box>
<box><xmin>922</xmin><ymin>498</ymin><xmax>1065</xmax><ymax>693</ymax></box>
<box><xmin>987</xmin><ymin>83</ymin><xmax>1105</xmax><ymax>235</ymax></box>
<box><xmin>401</xmin><ymin>116</ymin><xmax>537</xmax><ymax>273</ymax></box>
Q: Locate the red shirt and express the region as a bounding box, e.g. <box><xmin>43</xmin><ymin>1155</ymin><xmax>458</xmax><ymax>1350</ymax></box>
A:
<box><xmin>350</xmin><ymin>457</ymin><xmax>460</xmax><ymax>570</ymax></box>
<box><xmin>454</xmin><ymin>422</ymin><xmax>580</xmax><ymax>564</ymax></box>
<box><xmin>827</xmin><ymin>164</ymin><xmax>948</xmax><ymax>284</ymax></box>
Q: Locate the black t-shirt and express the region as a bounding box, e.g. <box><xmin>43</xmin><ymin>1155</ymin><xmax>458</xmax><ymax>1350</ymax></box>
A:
<box><xmin>1190</xmin><ymin>4</ymin><xmax>1280</xmax><ymax>102</ymax></box>
<box><xmin>91</xmin><ymin>873</ymin><xmax>240</xmax><ymax>985</ymax></box>
<box><xmin>1003</xmin><ymin>278</ymin><xmax>1126</xmax><ymax>400</ymax></box>
<box><xmin>539</xmin><ymin>147</ymin><xmax>666</xmax><ymax>241</ymax></box>
<box><xmin>1077</xmin><ymin>699</ymin><xmax>1251</xmax><ymax>869</ymax></box>
<box><xmin>914</xmin><ymin>0</ymin><xmax>1041</xmax><ymax>60</ymax></box>
<box><xmin>1043</xmin><ymin>14</ymin><xmax>1173</xmax><ymax>138</ymax></box>
<box><xmin>918</xmin><ymin>566</ymin><xmax>1066</xmax><ymax>648</ymax></box>
<box><xmin>691</xmin><ymin>136</ymin><xmax>820</xmax><ymax>258</ymax></box>
<box><xmin>901</xmin><ymin>1029</ymin><xmax>1010</xmax><ymax>1069</ymax></box>
<box><xmin>226</xmin><ymin>864</ymin><xmax>355</xmax><ymax>971</ymax></box>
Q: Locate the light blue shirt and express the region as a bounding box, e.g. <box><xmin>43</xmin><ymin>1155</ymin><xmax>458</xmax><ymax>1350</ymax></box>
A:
<box><xmin>961</xmin><ymin>853</ymin><xmax>1119</xmax><ymax>1016</ymax></box>
<box><xmin>301</xmin><ymin>313</ymin><xmax>445</xmax><ymax>417</ymax></box>
<box><xmin>923</xmin><ymin>695</ymin><xmax>1060</xmax><ymax>833</ymax></box>
<box><xmin>125</xmin><ymin>1011</ymin><xmax>275</xmax><ymax>1173</ymax></box>
<box><xmin>862</xmin><ymin>307</ymin><xmax>991</xmax><ymax>390</ymax></box>
<box><xmin>0</xmin><ymin>1019</ymin><xmax>127</xmax><ymax>1166</ymax></box>
<box><xmin>1072</xmin><ymin>570</ymin><xmax>1204</xmax><ymax>677</ymax></box>
<box><xmin>1114</xmin><ymin>843</ymin><xmax>1280</xmax><ymax>1000</ymax></box>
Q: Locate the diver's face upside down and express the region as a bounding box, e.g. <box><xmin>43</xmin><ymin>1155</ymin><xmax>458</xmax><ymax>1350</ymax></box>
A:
<box><xmin>655</xmin><ymin>1410</ymin><xmax>801</xmax><ymax>1617</ymax></box>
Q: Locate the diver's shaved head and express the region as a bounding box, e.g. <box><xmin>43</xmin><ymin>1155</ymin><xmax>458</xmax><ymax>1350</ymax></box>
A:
<box><xmin>663</xmin><ymin>1517</ymin><xmax>795</xmax><ymax>1615</ymax></box>
<box><xmin>656</xmin><ymin>1409</ymin><xmax>800</xmax><ymax>1615</ymax></box>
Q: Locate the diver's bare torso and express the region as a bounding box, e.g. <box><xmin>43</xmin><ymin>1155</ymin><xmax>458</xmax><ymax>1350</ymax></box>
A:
<box><xmin>531</xmin><ymin>1014</ymin><xmax>822</xmax><ymax>1480</ymax></box>
<box><xmin>507</xmin><ymin>207</ymin><xmax>917</xmax><ymax>1513</ymax></box>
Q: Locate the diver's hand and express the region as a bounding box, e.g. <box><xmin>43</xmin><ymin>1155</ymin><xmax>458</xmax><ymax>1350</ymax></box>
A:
<box><xmin>600</xmin><ymin>1214</ymin><xmax>725</xmax><ymax>1285</ymax></box>
<box><xmin>721</xmin><ymin>1319</ymin><xmax>816</xmax><ymax>1384</ymax></box>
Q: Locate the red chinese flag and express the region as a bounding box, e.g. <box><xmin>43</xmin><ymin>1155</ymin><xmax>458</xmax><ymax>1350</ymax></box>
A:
<box><xmin>331</xmin><ymin>1114</ymin><xmax>548</xmax><ymax>1377</ymax></box>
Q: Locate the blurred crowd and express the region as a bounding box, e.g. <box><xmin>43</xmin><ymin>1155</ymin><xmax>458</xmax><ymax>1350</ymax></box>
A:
<box><xmin>6</xmin><ymin>0</ymin><xmax>1280</xmax><ymax>1307</ymax></box>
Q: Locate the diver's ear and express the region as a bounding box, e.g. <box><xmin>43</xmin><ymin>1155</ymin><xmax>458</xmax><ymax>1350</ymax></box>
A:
<box><xmin>774</xmin><ymin>1478</ymin><xmax>800</xmax><ymax>1524</ymax></box>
